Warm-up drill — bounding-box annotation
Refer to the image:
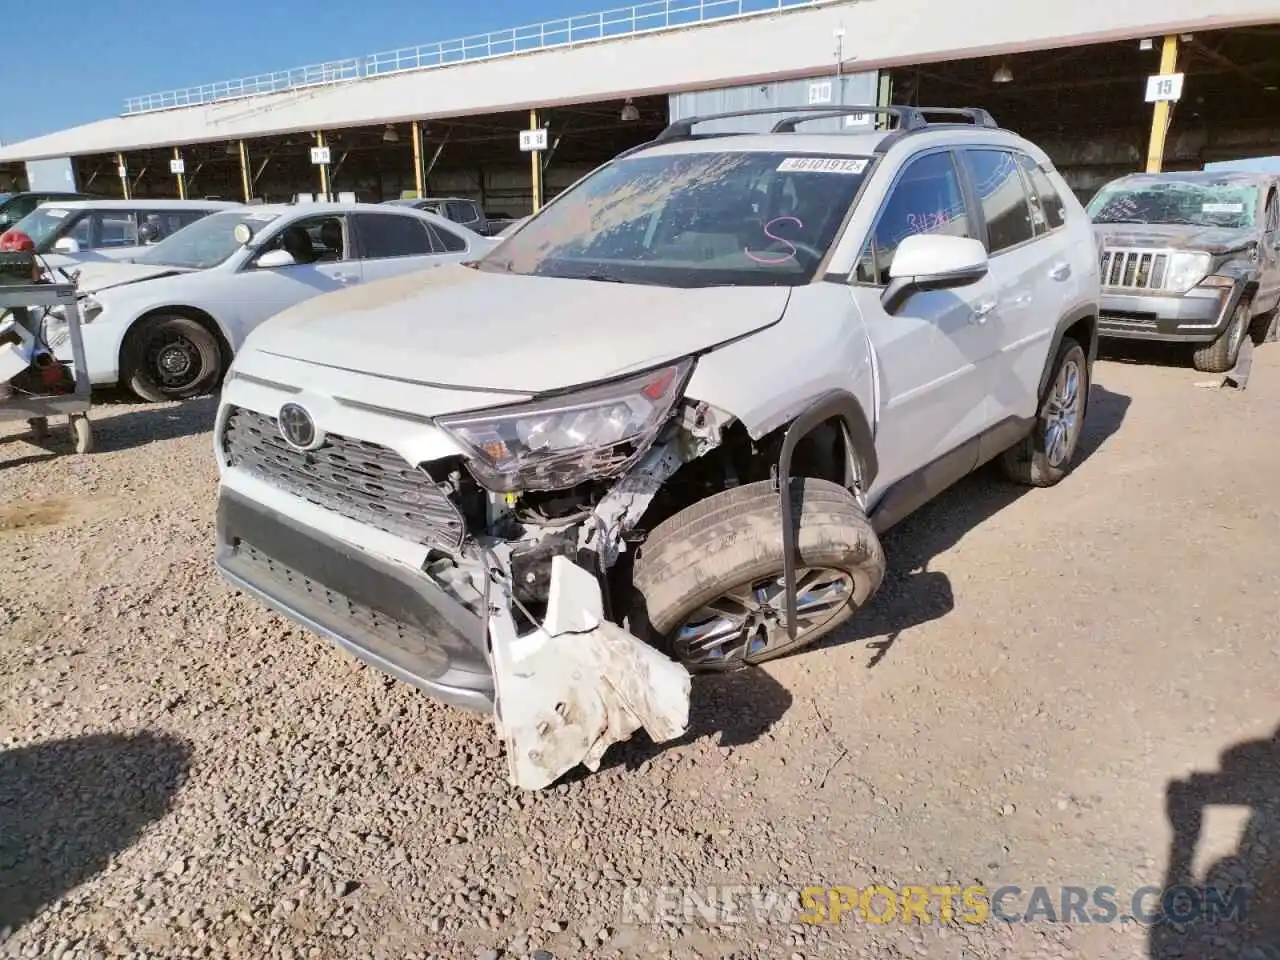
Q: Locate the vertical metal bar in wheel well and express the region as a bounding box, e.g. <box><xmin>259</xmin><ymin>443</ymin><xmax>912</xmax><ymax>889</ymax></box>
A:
<box><xmin>1146</xmin><ymin>35</ymin><xmax>1179</xmax><ymax>174</ymax></box>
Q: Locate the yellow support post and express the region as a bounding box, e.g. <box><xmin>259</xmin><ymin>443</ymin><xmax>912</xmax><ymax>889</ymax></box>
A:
<box><xmin>238</xmin><ymin>140</ymin><xmax>252</xmax><ymax>203</ymax></box>
<box><xmin>1145</xmin><ymin>35</ymin><xmax>1180</xmax><ymax>174</ymax></box>
<box><xmin>412</xmin><ymin>120</ymin><xmax>424</xmax><ymax>199</ymax></box>
<box><xmin>116</xmin><ymin>152</ymin><xmax>130</xmax><ymax>200</ymax></box>
<box><xmin>530</xmin><ymin>109</ymin><xmax>543</xmax><ymax>213</ymax></box>
<box><xmin>173</xmin><ymin>146</ymin><xmax>186</xmax><ymax>199</ymax></box>
<box><xmin>316</xmin><ymin>131</ymin><xmax>330</xmax><ymax>201</ymax></box>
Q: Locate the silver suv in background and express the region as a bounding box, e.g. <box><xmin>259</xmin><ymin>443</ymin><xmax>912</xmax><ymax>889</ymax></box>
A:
<box><xmin>214</xmin><ymin>106</ymin><xmax>1101</xmax><ymax>789</ymax></box>
<box><xmin>1090</xmin><ymin>171</ymin><xmax>1280</xmax><ymax>371</ymax></box>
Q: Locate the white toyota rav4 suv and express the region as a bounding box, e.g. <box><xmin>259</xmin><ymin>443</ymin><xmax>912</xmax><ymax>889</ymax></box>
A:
<box><xmin>213</xmin><ymin>106</ymin><xmax>1101</xmax><ymax>789</ymax></box>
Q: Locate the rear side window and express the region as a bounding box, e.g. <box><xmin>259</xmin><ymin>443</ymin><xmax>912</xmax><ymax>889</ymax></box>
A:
<box><xmin>1015</xmin><ymin>154</ymin><xmax>1068</xmax><ymax>233</ymax></box>
<box><xmin>355</xmin><ymin>213</ymin><xmax>433</xmax><ymax>258</ymax></box>
<box><xmin>430</xmin><ymin>223</ymin><xmax>468</xmax><ymax>253</ymax></box>
<box><xmin>855</xmin><ymin>150</ymin><xmax>974</xmax><ymax>286</ymax></box>
<box><xmin>445</xmin><ymin>200</ymin><xmax>479</xmax><ymax>224</ymax></box>
<box><xmin>964</xmin><ymin>149</ymin><xmax>1036</xmax><ymax>253</ymax></box>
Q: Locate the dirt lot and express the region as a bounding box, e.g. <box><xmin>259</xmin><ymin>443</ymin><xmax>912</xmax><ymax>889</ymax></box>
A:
<box><xmin>2</xmin><ymin>346</ymin><xmax>1278</xmax><ymax>960</ymax></box>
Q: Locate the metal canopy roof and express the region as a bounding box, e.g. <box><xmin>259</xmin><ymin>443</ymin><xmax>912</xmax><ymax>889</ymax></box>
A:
<box><xmin>2</xmin><ymin>0</ymin><xmax>1276</xmax><ymax>163</ymax></box>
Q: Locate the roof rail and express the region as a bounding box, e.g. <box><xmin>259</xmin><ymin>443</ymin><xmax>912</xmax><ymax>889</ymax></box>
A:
<box><xmin>769</xmin><ymin>105</ymin><xmax>924</xmax><ymax>132</ymax></box>
<box><xmin>652</xmin><ymin>104</ymin><xmax>999</xmax><ymax>145</ymax></box>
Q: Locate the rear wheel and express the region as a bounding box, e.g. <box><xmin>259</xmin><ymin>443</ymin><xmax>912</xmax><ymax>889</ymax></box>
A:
<box><xmin>1192</xmin><ymin>300</ymin><xmax>1250</xmax><ymax>374</ymax></box>
<box><xmin>125</xmin><ymin>314</ymin><xmax>222</xmax><ymax>403</ymax></box>
<box><xmin>631</xmin><ymin>478</ymin><xmax>886</xmax><ymax>671</ymax></box>
<box><xmin>1000</xmin><ymin>337</ymin><xmax>1089</xmax><ymax>487</ymax></box>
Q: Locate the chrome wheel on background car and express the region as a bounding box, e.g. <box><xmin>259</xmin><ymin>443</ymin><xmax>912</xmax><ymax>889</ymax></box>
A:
<box><xmin>673</xmin><ymin>567</ymin><xmax>854</xmax><ymax>666</ymax></box>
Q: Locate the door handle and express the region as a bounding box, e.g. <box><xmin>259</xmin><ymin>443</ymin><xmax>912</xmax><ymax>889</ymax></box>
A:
<box><xmin>1050</xmin><ymin>262</ymin><xmax>1072</xmax><ymax>282</ymax></box>
<box><xmin>972</xmin><ymin>299</ymin><xmax>998</xmax><ymax>323</ymax></box>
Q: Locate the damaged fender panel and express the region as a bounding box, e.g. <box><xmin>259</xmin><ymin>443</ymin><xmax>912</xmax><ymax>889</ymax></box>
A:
<box><xmin>488</xmin><ymin>555</ymin><xmax>691</xmax><ymax>791</ymax></box>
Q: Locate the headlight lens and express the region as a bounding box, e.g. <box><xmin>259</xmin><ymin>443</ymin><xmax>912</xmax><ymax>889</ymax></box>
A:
<box><xmin>79</xmin><ymin>296</ymin><xmax>104</xmax><ymax>323</ymax></box>
<box><xmin>437</xmin><ymin>359</ymin><xmax>694</xmax><ymax>493</ymax></box>
<box><xmin>1164</xmin><ymin>252</ymin><xmax>1212</xmax><ymax>294</ymax></box>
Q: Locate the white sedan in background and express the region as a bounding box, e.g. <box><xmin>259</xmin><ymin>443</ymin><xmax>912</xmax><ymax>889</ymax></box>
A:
<box><xmin>47</xmin><ymin>202</ymin><xmax>497</xmax><ymax>401</ymax></box>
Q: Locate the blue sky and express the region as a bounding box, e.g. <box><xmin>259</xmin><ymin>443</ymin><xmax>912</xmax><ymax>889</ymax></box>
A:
<box><xmin>4</xmin><ymin>0</ymin><xmax>613</xmax><ymax>143</ymax></box>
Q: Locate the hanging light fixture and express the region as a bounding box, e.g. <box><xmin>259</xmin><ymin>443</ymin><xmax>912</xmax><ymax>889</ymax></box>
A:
<box><xmin>620</xmin><ymin>98</ymin><xmax>640</xmax><ymax>122</ymax></box>
<box><xmin>382</xmin><ymin>124</ymin><xmax>400</xmax><ymax>143</ymax></box>
<box><xmin>992</xmin><ymin>61</ymin><xmax>1014</xmax><ymax>84</ymax></box>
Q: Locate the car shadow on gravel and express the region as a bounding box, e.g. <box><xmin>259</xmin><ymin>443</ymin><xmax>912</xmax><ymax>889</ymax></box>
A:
<box><xmin>560</xmin><ymin>670</ymin><xmax>793</xmax><ymax>784</ymax></box>
<box><xmin>1150</xmin><ymin>723</ymin><xmax>1280</xmax><ymax>959</ymax></box>
<box><xmin>0</xmin><ymin>732</ymin><xmax>192</xmax><ymax>933</ymax></box>
<box><xmin>813</xmin><ymin>383</ymin><xmax>1132</xmax><ymax>666</ymax></box>
<box><xmin>1099</xmin><ymin>340</ymin><xmax>1198</xmax><ymax>369</ymax></box>
<box><xmin>89</xmin><ymin>395</ymin><xmax>218</xmax><ymax>453</ymax></box>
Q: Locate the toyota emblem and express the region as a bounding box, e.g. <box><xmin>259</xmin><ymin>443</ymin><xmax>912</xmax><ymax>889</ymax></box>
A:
<box><xmin>278</xmin><ymin>403</ymin><xmax>323</xmax><ymax>451</ymax></box>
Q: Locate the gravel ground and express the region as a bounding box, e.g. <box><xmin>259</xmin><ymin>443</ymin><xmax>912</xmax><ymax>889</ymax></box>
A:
<box><xmin>1</xmin><ymin>347</ymin><xmax>1278</xmax><ymax>960</ymax></box>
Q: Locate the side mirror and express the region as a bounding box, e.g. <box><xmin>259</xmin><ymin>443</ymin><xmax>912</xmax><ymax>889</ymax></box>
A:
<box><xmin>53</xmin><ymin>236</ymin><xmax>82</xmax><ymax>255</ymax></box>
<box><xmin>255</xmin><ymin>248</ymin><xmax>297</xmax><ymax>269</ymax></box>
<box><xmin>882</xmin><ymin>234</ymin><xmax>989</xmax><ymax>314</ymax></box>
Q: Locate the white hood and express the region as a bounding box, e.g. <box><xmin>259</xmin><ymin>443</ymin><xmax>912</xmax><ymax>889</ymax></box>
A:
<box><xmin>66</xmin><ymin>260</ymin><xmax>194</xmax><ymax>294</ymax></box>
<box><xmin>243</xmin><ymin>264</ymin><xmax>791</xmax><ymax>393</ymax></box>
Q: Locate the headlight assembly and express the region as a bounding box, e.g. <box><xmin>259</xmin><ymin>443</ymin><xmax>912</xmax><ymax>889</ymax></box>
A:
<box><xmin>437</xmin><ymin>358</ymin><xmax>694</xmax><ymax>493</ymax></box>
<box><xmin>1164</xmin><ymin>252</ymin><xmax>1212</xmax><ymax>294</ymax></box>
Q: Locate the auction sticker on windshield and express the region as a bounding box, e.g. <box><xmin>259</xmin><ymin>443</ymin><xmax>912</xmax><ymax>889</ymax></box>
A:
<box><xmin>1202</xmin><ymin>202</ymin><xmax>1245</xmax><ymax>214</ymax></box>
<box><xmin>777</xmin><ymin>157</ymin><xmax>869</xmax><ymax>175</ymax></box>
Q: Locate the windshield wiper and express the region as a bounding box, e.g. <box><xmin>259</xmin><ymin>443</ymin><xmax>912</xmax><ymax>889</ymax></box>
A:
<box><xmin>579</xmin><ymin>274</ymin><xmax>627</xmax><ymax>284</ymax></box>
<box><xmin>1097</xmin><ymin>218</ymin><xmax>1150</xmax><ymax>225</ymax></box>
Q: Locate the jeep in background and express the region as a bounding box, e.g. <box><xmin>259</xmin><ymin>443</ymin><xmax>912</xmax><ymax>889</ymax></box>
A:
<box><xmin>1089</xmin><ymin>171</ymin><xmax>1280</xmax><ymax>372</ymax></box>
<box><xmin>215</xmin><ymin>105</ymin><xmax>1101</xmax><ymax>790</ymax></box>
<box><xmin>382</xmin><ymin>196</ymin><xmax>518</xmax><ymax>236</ymax></box>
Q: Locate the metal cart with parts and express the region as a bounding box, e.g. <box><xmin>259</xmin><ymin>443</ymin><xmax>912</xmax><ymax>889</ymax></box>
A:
<box><xmin>0</xmin><ymin>282</ymin><xmax>92</xmax><ymax>454</ymax></box>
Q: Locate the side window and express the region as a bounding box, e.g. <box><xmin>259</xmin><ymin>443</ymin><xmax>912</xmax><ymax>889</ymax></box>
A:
<box><xmin>92</xmin><ymin>212</ymin><xmax>139</xmax><ymax>248</ymax></box>
<box><xmin>66</xmin><ymin>214</ymin><xmax>92</xmax><ymax>246</ymax></box>
<box><xmin>429</xmin><ymin>223</ymin><xmax>468</xmax><ymax>253</ymax></box>
<box><xmin>7</xmin><ymin>196</ymin><xmax>41</xmax><ymax>221</ymax></box>
<box><xmin>1015</xmin><ymin>153</ymin><xmax>1068</xmax><ymax>234</ymax></box>
<box><xmin>255</xmin><ymin>215</ymin><xmax>349</xmax><ymax>266</ymax></box>
<box><xmin>854</xmin><ymin>151</ymin><xmax>974</xmax><ymax>286</ymax></box>
<box><xmin>964</xmin><ymin>149</ymin><xmax>1036</xmax><ymax>253</ymax></box>
<box><xmin>354</xmin><ymin>213</ymin><xmax>434</xmax><ymax>259</ymax></box>
<box><xmin>445</xmin><ymin>200</ymin><xmax>479</xmax><ymax>224</ymax></box>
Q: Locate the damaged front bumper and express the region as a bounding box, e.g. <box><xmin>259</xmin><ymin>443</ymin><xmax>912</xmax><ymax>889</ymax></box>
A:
<box><xmin>214</xmin><ymin>488</ymin><xmax>691</xmax><ymax>790</ymax></box>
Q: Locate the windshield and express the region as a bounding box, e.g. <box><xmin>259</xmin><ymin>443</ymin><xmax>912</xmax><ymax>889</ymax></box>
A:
<box><xmin>480</xmin><ymin>151</ymin><xmax>872</xmax><ymax>287</ymax></box>
<box><xmin>134</xmin><ymin>210</ymin><xmax>282</xmax><ymax>269</ymax></box>
<box><xmin>7</xmin><ymin>206</ymin><xmax>76</xmax><ymax>248</ymax></box>
<box><xmin>1088</xmin><ymin>180</ymin><xmax>1258</xmax><ymax>229</ymax></box>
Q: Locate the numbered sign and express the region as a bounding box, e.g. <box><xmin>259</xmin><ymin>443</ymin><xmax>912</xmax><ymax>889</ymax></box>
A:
<box><xmin>519</xmin><ymin>128</ymin><xmax>549</xmax><ymax>152</ymax></box>
<box><xmin>844</xmin><ymin>112</ymin><xmax>872</xmax><ymax>127</ymax></box>
<box><xmin>807</xmin><ymin>81</ymin><xmax>833</xmax><ymax>105</ymax></box>
<box><xmin>310</xmin><ymin>146</ymin><xmax>332</xmax><ymax>165</ymax></box>
<box><xmin>1145</xmin><ymin>73</ymin><xmax>1185</xmax><ymax>103</ymax></box>
<box><xmin>169</xmin><ymin>157</ymin><xmax>185</xmax><ymax>175</ymax></box>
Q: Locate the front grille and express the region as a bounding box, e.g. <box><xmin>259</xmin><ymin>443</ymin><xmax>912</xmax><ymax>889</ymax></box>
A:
<box><xmin>237</xmin><ymin>541</ymin><xmax>449</xmax><ymax>672</ymax></box>
<box><xmin>221</xmin><ymin>406</ymin><xmax>465</xmax><ymax>550</ymax></box>
<box><xmin>1099</xmin><ymin>247</ymin><xmax>1171</xmax><ymax>291</ymax></box>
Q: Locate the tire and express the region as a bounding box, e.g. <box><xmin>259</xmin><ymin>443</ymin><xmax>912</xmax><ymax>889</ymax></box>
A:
<box><xmin>631</xmin><ymin>478</ymin><xmax>885</xmax><ymax>672</ymax></box>
<box><xmin>124</xmin><ymin>314</ymin><xmax>222</xmax><ymax>403</ymax></box>
<box><xmin>1192</xmin><ymin>300</ymin><xmax>1249</xmax><ymax>374</ymax></box>
<box><xmin>1000</xmin><ymin>336</ymin><xmax>1089</xmax><ymax>488</ymax></box>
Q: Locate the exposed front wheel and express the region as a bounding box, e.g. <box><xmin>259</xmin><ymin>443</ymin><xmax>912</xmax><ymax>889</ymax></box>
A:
<box><xmin>124</xmin><ymin>314</ymin><xmax>223</xmax><ymax>402</ymax></box>
<box><xmin>1000</xmin><ymin>336</ymin><xmax>1089</xmax><ymax>488</ymax></box>
<box><xmin>1192</xmin><ymin>300</ymin><xmax>1250</xmax><ymax>374</ymax></box>
<box><xmin>631</xmin><ymin>478</ymin><xmax>886</xmax><ymax>671</ymax></box>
